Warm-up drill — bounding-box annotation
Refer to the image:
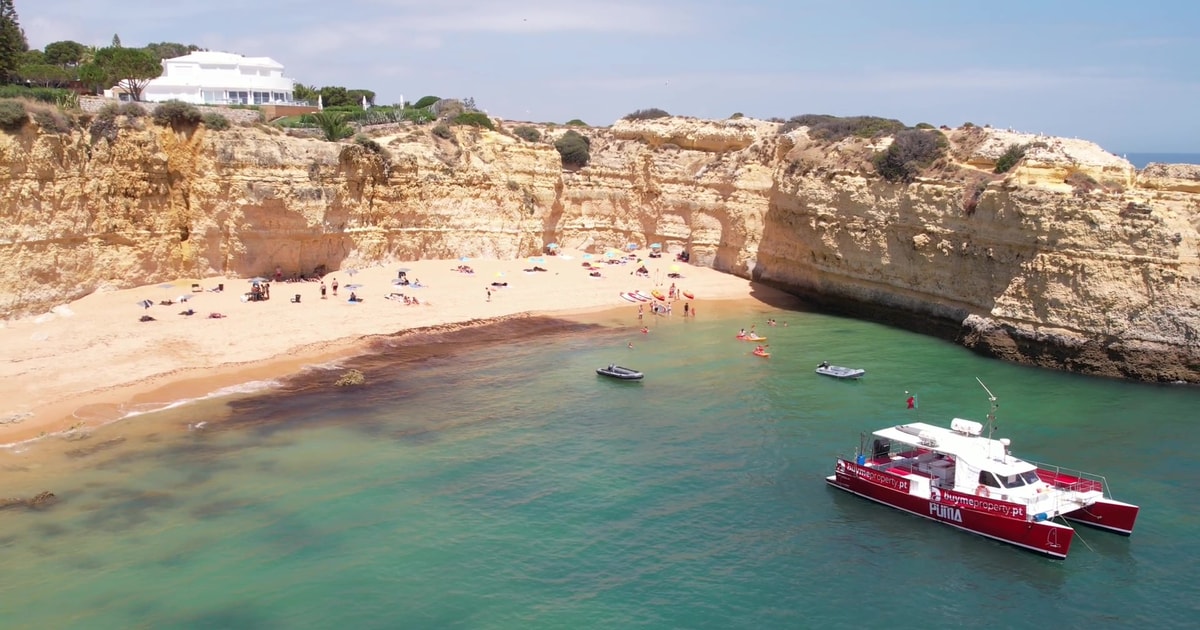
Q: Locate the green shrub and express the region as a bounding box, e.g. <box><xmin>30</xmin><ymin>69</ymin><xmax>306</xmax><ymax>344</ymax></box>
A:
<box><xmin>962</xmin><ymin>122</ymin><xmax>976</xmax><ymax>128</ymax></box>
<box><xmin>202</xmin><ymin>112</ymin><xmax>231</xmax><ymax>130</ymax></box>
<box><xmin>0</xmin><ymin>100</ymin><xmax>27</xmax><ymax>130</ymax></box>
<box><xmin>994</xmin><ymin>143</ymin><xmax>1028</xmax><ymax>174</ymax></box>
<box><xmin>119</xmin><ymin>102</ymin><xmax>146</xmax><ymax>118</ymax></box>
<box><xmin>873</xmin><ymin>129</ymin><xmax>948</xmax><ymax>183</ymax></box>
<box><xmin>729</xmin><ymin>112</ymin><xmax>744</xmax><ymax>119</ymax></box>
<box><xmin>554</xmin><ymin>129</ymin><xmax>590</xmax><ymax>167</ymax></box>
<box><xmin>309</xmin><ymin>111</ymin><xmax>353</xmax><ymax>141</ymax></box>
<box><xmin>431</xmin><ymin>124</ymin><xmax>453</xmax><ymax>140</ymax></box>
<box><xmin>0</xmin><ymin>86</ymin><xmax>70</xmax><ymax>103</ymax></box>
<box><xmin>780</xmin><ymin>114</ymin><xmax>906</xmax><ymax>140</ymax></box>
<box><xmin>55</xmin><ymin>91</ymin><xmax>80</xmax><ymax>111</ymax></box>
<box><xmin>513</xmin><ymin>125</ymin><xmax>541</xmax><ymax>142</ymax></box>
<box><xmin>403</xmin><ymin>108</ymin><xmax>435</xmax><ymax>124</ymax></box>
<box><xmin>565</xmin><ymin>119</ymin><xmax>588</xmax><ymax>127</ymax></box>
<box><xmin>453</xmin><ymin>111</ymin><xmax>495</xmax><ymax>130</ymax></box>
<box><xmin>152</xmin><ymin>100</ymin><xmax>203</xmax><ymax>127</ymax></box>
<box><xmin>413</xmin><ymin>95</ymin><xmax>440</xmax><ymax>109</ymax></box>
<box><xmin>914</xmin><ymin>122</ymin><xmax>934</xmax><ymax>129</ymax></box>
<box><xmin>622</xmin><ymin>108</ymin><xmax>670</xmax><ymax>121</ymax></box>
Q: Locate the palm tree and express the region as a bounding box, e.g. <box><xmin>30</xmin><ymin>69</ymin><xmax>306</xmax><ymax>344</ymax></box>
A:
<box><xmin>310</xmin><ymin>111</ymin><xmax>352</xmax><ymax>141</ymax></box>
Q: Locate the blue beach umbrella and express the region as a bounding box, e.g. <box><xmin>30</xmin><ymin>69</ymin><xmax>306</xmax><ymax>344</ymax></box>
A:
<box><xmin>626</xmin><ymin>243</ymin><xmax>638</xmax><ymax>251</ymax></box>
<box><xmin>650</xmin><ymin>243</ymin><xmax>662</xmax><ymax>249</ymax></box>
<box><xmin>459</xmin><ymin>256</ymin><xmax>470</xmax><ymax>262</ymax></box>
<box><xmin>344</xmin><ymin>283</ymin><xmax>364</xmax><ymax>290</ymax></box>
<box><xmin>546</xmin><ymin>243</ymin><xmax>559</xmax><ymax>250</ymax></box>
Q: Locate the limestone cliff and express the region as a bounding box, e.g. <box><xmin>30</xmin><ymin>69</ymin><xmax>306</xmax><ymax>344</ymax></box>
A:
<box><xmin>1</xmin><ymin>113</ymin><xmax>1197</xmax><ymax>382</ymax></box>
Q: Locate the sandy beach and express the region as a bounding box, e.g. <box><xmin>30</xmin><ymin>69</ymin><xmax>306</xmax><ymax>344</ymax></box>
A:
<box><xmin>0</xmin><ymin>249</ymin><xmax>771</xmax><ymax>447</ymax></box>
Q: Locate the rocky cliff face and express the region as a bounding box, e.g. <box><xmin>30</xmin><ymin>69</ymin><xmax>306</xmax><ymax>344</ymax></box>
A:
<box><xmin>1</xmin><ymin>113</ymin><xmax>1197</xmax><ymax>382</ymax></box>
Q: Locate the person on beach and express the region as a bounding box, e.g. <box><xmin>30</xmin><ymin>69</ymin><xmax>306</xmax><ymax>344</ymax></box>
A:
<box><xmin>486</xmin><ymin>287</ymin><xmax>491</xmax><ymax>302</ymax></box>
<box><xmin>320</xmin><ymin>282</ymin><xmax>327</xmax><ymax>299</ymax></box>
<box><xmin>628</xmin><ymin>342</ymin><xmax>634</xmax><ymax>349</ymax></box>
<box><xmin>683</xmin><ymin>302</ymin><xmax>689</xmax><ymax>316</ymax></box>
<box><xmin>331</xmin><ymin>278</ymin><xmax>339</xmax><ymax>296</ymax></box>
<box><xmin>641</xmin><ymin>326</ymin><xmax>649</xmax><ymax>334</ymax></box>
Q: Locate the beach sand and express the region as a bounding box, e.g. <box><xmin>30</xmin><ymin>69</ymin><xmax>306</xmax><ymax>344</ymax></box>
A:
<box><xmin>0</xmin><ymin>249</ymin><xmax>779</xmax><ymax>447</ymax></box>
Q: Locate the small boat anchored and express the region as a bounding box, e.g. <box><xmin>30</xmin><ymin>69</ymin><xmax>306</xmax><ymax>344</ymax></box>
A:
<box><xmin>825</xmin><ymin>379</ymin><xmax>1139</xmax><ymax>559</ymax></box>
<box><xmin>816</xmin><ymin>361</ymin><xmax>864</xmax><ymax>379</ymax></box>
<box><xmin>596</xmin><ymin>364</ymin><xmax>644</xmax><ymax>380</ymax></box>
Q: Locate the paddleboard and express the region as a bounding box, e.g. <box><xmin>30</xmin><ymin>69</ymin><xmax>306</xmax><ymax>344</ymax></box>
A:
<box><xmin>652</xmin><ymin>290</ymin><xmax>666</xmax><ymax>301</ymax></box>
<box><xmin>620</xmin><ymin>292</ymin><xmax>640</xmax><ymax>303</ymax></box>
<box><xmin>634</xmin><ymin>291</ymin><xmax>652</xmax><ymax>301</ymax></box>
<box><xmin>682</xmin><ymin>291</ymin><xmax>695</xmax><ymax>299</ymax></box>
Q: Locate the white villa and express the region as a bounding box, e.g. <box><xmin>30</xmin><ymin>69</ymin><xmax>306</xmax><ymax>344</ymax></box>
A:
<box><xmin>122</xmin><ymin>51</ymin><xmax>298</xmax><ymax>105</ymax></box>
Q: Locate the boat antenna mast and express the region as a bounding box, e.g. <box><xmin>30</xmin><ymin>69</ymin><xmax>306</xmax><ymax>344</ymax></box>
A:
<box><xmin>976</xmin><ymin>377</ymin><xmax>998</xmax><ymax>441</ymax></box>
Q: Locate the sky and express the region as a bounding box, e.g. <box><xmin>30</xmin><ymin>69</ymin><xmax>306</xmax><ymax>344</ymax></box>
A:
<box><xmin>20</xmin><ymin>0</ymin><xmax>1200</xmax><ymax>152</ymax></box>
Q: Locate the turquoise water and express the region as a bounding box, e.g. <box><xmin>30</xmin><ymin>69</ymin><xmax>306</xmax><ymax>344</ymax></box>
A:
<box><xmin>2</xmin><ymin>304</ymin><xmax>1199</xmax><ymax>629</ymax></box>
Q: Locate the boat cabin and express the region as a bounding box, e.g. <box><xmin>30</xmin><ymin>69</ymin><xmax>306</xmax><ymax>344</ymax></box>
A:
<box><xmin>862</xmin><ymin>419</ymin><xmax>1049</xmax><ymax>502</ymax></box>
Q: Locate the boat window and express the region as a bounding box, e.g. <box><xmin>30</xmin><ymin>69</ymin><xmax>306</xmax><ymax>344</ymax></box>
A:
<box><xmin>977</xmin><ymin>471</ymin><xmax>1002</xmax><ymax>488</ymax></box>
<box><xmin>997</xmin><ymin>473</ymin><xmax>1027</xmax><ymax>489</ymax></box>
<box><xmin>1019</xmin><ymin>470</ymin><xmax>1041</xmax><ymax>485</ymax></box>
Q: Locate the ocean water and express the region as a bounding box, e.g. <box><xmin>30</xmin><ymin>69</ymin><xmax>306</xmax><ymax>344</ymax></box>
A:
<box><xmin>2</xmin><ymin>303</ymin><xmax>1199</xmax><ymax>629</ymax></box>
<box><xmin>1123</xmin><ymin>152</ymin><xmax>1200</xmax><ymax>169</ymax></box>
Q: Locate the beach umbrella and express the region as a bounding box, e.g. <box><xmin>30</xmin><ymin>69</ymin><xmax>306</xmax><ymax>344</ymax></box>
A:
<box><xmin>248</xmin><ymin>276</ymin><xmax>268</xmax><ymax>283</ymax></box>
<box><xmin>546</xmin><ymin>243</ymin><xmax>559</xmax><ymax>250</ymax></box>
<box><xmin>459</xmin><ymin>256</ymin><xmax>470</xmax><ymax>262</ymax></box>
<box><xmin>670</xmin><ymin>264</ymin><xmax>681</xmax><ymax>272</ymax></box>
<box><xmin>582</xmin><ymin>253</ymin><xmax>593</xmax><ymax>260</ymax></box>
<box><xmin>157</xmin><ymin>282</ymin><xmax>175</xmax><ymax>289</ymax></box>
<box><xmin>344</xmin><ymin>283</ymin><xmax>364</xmax><ymax>290</ymax></box>
<box><xmin>626</xmin><ymin>243</ymin><xmax>638</xmax><ymax>251</ymax></box>
<box><xmin>346</xmin><ymin>268</ymin><xmax>359</xmax><ymax>277</ymax></box>
<box><xmin>396</xmin><ymin>267</ymin><xmax>412</xmax><ymax>273</ymax></box>
<box><xmin>650</xmin><ymin>243</ymin><xmax>662</xmax><ymax>249</ymax></box>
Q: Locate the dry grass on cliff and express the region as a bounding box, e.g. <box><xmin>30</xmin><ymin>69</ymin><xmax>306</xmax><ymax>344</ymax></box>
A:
<box><xmin>5</xmin><ymin>98</ymin><xmax>78</xmax><ymax>134</ymax></box>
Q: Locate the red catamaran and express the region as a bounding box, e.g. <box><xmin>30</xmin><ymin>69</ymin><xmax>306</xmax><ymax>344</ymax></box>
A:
<box><xmin>826</xmin><ymin>380</ymin><xmax>1139</xmax><ymax>558</ymax></box>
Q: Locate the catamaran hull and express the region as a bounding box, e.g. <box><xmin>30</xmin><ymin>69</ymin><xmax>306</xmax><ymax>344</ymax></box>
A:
<box><xmin>1062</xmin><ymin>498</ymin><xmax>1139</xmax><ymax>535</ymax></box>
<box><xmin>826</xmin><ymin>461</ymin><xmax>1075</xmax><ymax>558</ymax></box>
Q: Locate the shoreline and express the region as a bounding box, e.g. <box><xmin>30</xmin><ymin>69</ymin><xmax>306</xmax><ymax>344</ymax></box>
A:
<box><xmin>2</xmin><ymin>250</ymin><xmax>789</xmax><ymax>452</ymax></box>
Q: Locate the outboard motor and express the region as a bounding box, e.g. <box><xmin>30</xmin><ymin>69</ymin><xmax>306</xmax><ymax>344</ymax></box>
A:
<box><xmin>873</xmin><ymin>439</ymin><xmax>890</xmax><ymax>460</ymax></box>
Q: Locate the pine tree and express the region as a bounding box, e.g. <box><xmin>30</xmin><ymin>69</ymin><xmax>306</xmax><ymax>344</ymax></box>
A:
<box><xmin>0</xmin><ymin>0</ymin><xmax>29</xmax><ymax>84</ymax></box>
<box><xmin>111</xmin><ymin>33</ymin><xmax>121</xmax><ymax>48</ymax></box>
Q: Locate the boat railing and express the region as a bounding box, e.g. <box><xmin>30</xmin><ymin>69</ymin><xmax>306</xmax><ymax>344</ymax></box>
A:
<box><xmin>1025</xmin><ymin>459</ymin><xmax>1108</xmax><ymax>497</ymax></box>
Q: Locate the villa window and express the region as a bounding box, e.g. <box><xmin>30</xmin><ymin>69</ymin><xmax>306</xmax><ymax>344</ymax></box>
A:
<box><xmin>228</xmin><ymin>91</ymin><xmax>248</xmax><ymax>104</ymax></box>
<box><xmin>253</xmin><ymin>91</ymin><xmax>271</xmax><ymax>104</ymax></box>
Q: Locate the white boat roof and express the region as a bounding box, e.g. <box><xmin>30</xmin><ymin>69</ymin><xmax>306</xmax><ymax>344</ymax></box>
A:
<box><xmin>873</xmin><ymin>420</ymin><xmax>1035</xmax><ymax>474</ymax></box>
